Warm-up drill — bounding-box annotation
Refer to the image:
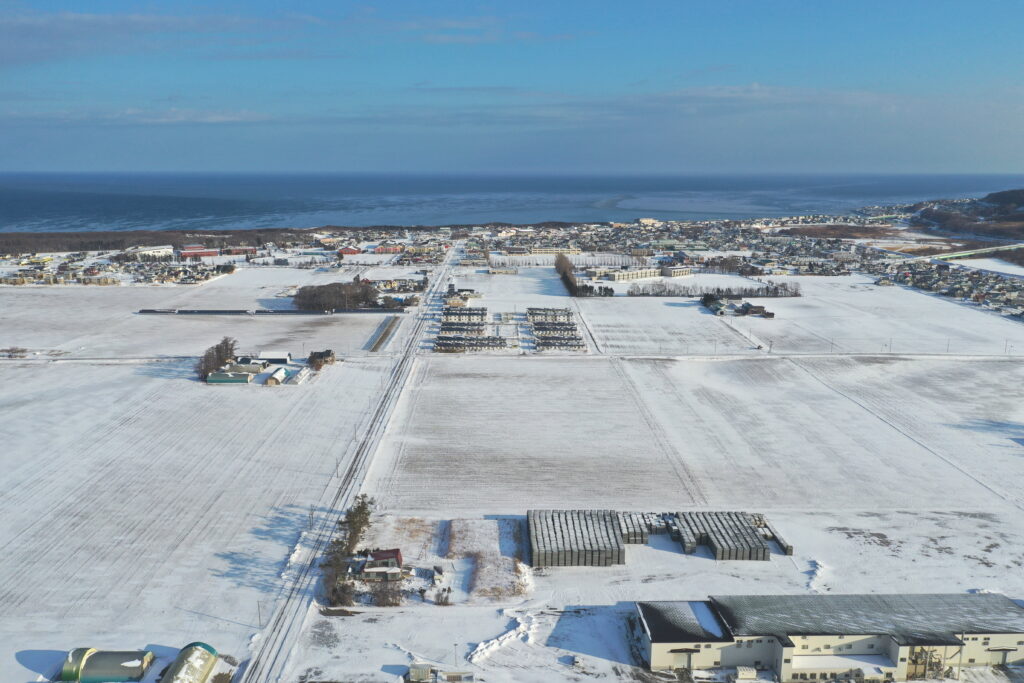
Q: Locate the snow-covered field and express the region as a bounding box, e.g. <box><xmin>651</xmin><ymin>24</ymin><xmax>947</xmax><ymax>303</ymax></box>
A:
<box><xmin>955</xmin><ymin>257</ymin><xmax>1024</xmax><ymax>278</ymax></box>
<box><xmin>5</xmin><ymin>263</ymin><xmax>1024</xmax><ymax>683</ymax></box>
<box><xmin>0</xmin><ymin>266</ymin><xmax>395</xmax><ymax>357</ymax></box>
<box><xmin>365</xmin><ymin>354</ymin><xmax>1024</xmax><ymax>514</ymax></box>
<box><xmin>742</xmin><ymin>276</ymin><xmax>1024</xmax><ymax>355</ymax></box>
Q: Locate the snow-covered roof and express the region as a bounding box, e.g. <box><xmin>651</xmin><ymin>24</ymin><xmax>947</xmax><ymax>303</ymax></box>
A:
<box><xmin>637</xmin><ymin>601</ymin><xmax>729</xmax><ymax>643</ymax></box>
<box><xmin>711</xmin><ymin>593</ymin><xmax>1024</xmax><ymax>644</ymax></box>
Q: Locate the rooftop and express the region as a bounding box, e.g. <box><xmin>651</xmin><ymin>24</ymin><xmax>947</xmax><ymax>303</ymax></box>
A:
<box><xmin>637</xmin><ymin>601</ymin><xmax>730</xmax><ymax>643</ymax></box>
<box><xmin>710</xmin><ymin>593</ymin><xmax>1024</xmax><ymax>645</ymax></box>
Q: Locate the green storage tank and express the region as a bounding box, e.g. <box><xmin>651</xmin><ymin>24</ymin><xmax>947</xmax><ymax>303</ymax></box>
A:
<box><xmin>159</xmin><ymin>642</ymin><xmax>219</xmax><ymax>683</ymax></box>
<box><xmin>60</xmin><ymin>648</ymin><xmax>155</xmax><ymax>683</ymax></box>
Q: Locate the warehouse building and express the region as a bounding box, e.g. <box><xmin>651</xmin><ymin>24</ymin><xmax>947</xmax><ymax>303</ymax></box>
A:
<box><xmin>636</xmin><ymin>593</ymin><xmax>1024</xmax><ymax>681</ymax></box>
<box><xmin>661</xmin><ymin>265</ymin><xmax>694</xmax><ymax>277</ymax></box>
<box><xmin>607</xmin><ymin>267</ymin><xmax>661</xmax><ymax>281</ymax></box>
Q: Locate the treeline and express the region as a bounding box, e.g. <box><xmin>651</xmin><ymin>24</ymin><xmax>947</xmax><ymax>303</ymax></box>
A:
<box><xmin>916</xmin><ymin>207</ymin><xmax>1024</xmax><ymax>240</ymax></box>
<box><xmin>293</xmin><ymin>281</ymin><xmax>399</xmax><ymax>310</ymax></box>
<box><xmin>322</xmin><ymin>494</ymin><xmax>374</xmax><ymax>607</ymax></box>
<box><xmin>554</xmin><ymin>253</ymin><xmax>614</xmax><ymax>297</ymax></box>
<box><xmin>196</xmin><ymin>337</ymin><xmax>237</xmax><ymax>379</ymax></box>
<box><xmin>627</xmin><ymin>281</ymin><xmax>801</xmax><ymax>298</ymax></box>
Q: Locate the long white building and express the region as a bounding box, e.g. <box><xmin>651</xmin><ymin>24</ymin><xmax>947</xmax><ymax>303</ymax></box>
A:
<box><xmin>636</xmin><ymin>594</ymin><xmax>1024</xmax><ymax>682</ymax></box>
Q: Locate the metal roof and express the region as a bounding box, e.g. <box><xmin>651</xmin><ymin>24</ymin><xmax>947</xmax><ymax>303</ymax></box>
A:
<box><xmin>637</xmin><ymin>601</ymin><xmax>731</xmax><ymax>643</ymax></box>
<box><xmin>710</xmin><ymin>593</ymin><xmax>1024</xmax><ymax>644</ymax></box>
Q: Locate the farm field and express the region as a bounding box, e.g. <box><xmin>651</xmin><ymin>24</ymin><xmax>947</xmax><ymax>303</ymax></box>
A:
<box><xmin>0</xmin><ymin>313</ymin><xmax>396</xmax><ymax>681</ymax></box>
<box><xmin>742</xmin><ymin>275</ymin><xmax>1024</xmax><ymax>355</ymax></box>
<box><xmin>364</xmin><ymin>354</ymin><xmax>1024</xmax><ymax>515</ymax></box>
<box><xmin>0</xmin><ymin>266</ymin><xmax>396</xmax><ymax>357</ymax></box>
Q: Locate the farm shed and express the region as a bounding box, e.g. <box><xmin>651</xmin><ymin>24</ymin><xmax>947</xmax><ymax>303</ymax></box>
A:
<box><xmin>258</xmin><ymin>350</ymin><xmax>292</xmax><ymax>364</ymax></box>
<box><xmin>158</xmin><ymin>642</ymin><xmax>218</xmax><ymax>683</ymax></box>
<box><xmin>60</xmin><ymin>649</ymin><xmax>155</xmax><ymax>683</ymax></box>
<box><xmin>265</xmin><ymin>367</ymin><xmax>289</xmax><ymax>386</ymax></box>
<box><xmin>206</xmin><ymin>372</ymin><xmax>253</xmax><ymax>384</ymax></box>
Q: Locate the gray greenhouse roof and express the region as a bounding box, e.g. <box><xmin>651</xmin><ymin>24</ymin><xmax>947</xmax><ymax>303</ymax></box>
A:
<box><xmin>710</xmin><ymin>593</ymin><xmax>1024</xmax><ymax>645</ymax></box>
<box><xmin>637</xmin><ymin>601</ymin><xmax>731</xmax><ymax>643</ymax></box>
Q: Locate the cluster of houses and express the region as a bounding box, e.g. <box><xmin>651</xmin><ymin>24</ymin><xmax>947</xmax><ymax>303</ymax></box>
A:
<box><xmin>0</xmin><ymin>246</ymin><xmax>242</xmax><ymax>286</ymax></box>
<box><xmin>206</xmin><ymin>350</ymin><xmax>321</xmax><ymax>386</ymax></box>
<box><xmin>460</xmin><ymin>220</ymin><xmax>866</xmax><ymax>279</ymax></box>
<box><xmin>863</xmin><ymin>256</ymin><xmax>1024</xmax><ymax>318</ymax></box>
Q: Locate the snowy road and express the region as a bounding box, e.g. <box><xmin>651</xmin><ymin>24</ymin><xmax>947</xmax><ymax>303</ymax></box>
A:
<box><xmin>240</xmin><ymin>246</ymin><xmax>458</xmax><ymax>682</ymax></box>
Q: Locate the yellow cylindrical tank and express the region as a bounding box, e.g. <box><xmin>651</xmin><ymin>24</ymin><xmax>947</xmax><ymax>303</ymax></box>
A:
<box><xmin>158</xmin><ymin>643</ymin><xmax>219</xmax><ymax>683</ymax></box>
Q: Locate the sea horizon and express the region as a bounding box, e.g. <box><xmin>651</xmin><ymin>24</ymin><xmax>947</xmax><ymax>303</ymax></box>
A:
<box><xmin>2</xmin><ymin>171</ymin><xmax>1023</xmax><ymax>233</ymax></box>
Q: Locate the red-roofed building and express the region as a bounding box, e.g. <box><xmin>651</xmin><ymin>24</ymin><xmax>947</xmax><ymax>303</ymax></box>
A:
<box><xmin>366</xmin><ymin>548</ymin><xmax>403</xmax><ymax>568</ymax></box>
<box><xmin>361</xmin><ymin>548</ymin><xmax>404</xmax><ymax>582</ymax></box>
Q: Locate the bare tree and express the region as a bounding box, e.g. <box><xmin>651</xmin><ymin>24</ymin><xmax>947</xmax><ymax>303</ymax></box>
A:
<box><xmin>370</xmin><ymin>581</ymin><xmax>403</xmax><ymax>607</ymax></box>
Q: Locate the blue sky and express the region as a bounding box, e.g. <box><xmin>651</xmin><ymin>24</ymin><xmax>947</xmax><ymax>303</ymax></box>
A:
<box><xmin>1</xmin><ymin>0</ymin><xmax>1022</xmax><ymax>173</ymax></box>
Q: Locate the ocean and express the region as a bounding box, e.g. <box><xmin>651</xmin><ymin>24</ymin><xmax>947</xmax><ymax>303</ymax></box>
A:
<box><xmin>1</xmin><ymin>173</ymin><xmax>1022</xmax><ymax>233</ymax></box>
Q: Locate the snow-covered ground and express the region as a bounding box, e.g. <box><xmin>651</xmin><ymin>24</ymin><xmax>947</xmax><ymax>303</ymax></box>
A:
<box><xmin>955</xmin><ymin>257</ymin><xmax>1024</xmax><ymax>278</ymax></box>
<box><xmin>0</xmin><ymin>266</ymin><xmax>395</xmax><ymax>357</ymax></box>
<box><xmin>6</xmin><ymin>263</ymin><xmax>1024</xmax><ymax>682</ymax></box>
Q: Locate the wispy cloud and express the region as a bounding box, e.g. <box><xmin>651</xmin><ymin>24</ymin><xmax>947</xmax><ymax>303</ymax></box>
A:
<box><xmin>367</xmin><ymin>14</ymin><xmax>573</xmax><ymax>45</ymax></box>
<box><xmin>1</xmin><ymin>107</ymin><xmax>274</xmax><ymax>126</ymax></box>
<box><xmin>0</xmin><ymin>10</ymin><xmax>321</xmax><ymax>65</ymax></box>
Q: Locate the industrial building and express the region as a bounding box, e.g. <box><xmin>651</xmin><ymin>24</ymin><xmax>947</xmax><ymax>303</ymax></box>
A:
<box><xmin>530</xmin><ymin>246</ymin><xmax>581</xmax><ymax>255</ymax></box>
<box><xmin>661</xmin><ymin>265</ymin><xmax>694</xmax><ymax>277</ymax></box>
<box><xmin>607</xmin><ymin>268</ymin><xmax>661</xmax><ymax>281</ymax></box>
<box><xmin>636</xmin><ymin>593</ymin><xmax>1024</xmax><ymax>681</ymax></box>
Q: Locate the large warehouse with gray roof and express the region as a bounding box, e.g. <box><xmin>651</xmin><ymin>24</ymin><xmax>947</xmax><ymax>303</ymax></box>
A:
<box><xmin>636</xmin><ymin>593</ymin><xmax>1024</xmax><ymax>681</ymax></box>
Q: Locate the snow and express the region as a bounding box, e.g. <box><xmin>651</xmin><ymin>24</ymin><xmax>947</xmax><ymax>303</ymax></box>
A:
<box><xmin>0</xmin><ymin>341</ymin><xmax>396</xmax><ymax>679</ymax></box>
<box><xmin>956</xmin><ymin>258</ymin><xmax>1024</xmax><ymax>278</ymax></box>
<box><xmin>6</xmin><ymin>262</ymin><xmax>1024</xmax><ymax>682</ymax></box>
<box><xmin>691</xmin><ymin>601</ymin><xmax>725</xmax><ymax>637</ymax></box>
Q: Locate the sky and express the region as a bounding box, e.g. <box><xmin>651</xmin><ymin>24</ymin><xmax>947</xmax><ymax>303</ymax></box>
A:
<box><xmin>1</xmin><ymin>0</ymin><xmax>1022</xmax><ymax>174</ymax></box>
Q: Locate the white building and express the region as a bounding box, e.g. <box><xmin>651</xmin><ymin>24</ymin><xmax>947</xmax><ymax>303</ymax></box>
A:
<box><xmin>636</xmin><ymin>594</ymin><xmax>1024</xmax><ymax>682</ymax></box>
